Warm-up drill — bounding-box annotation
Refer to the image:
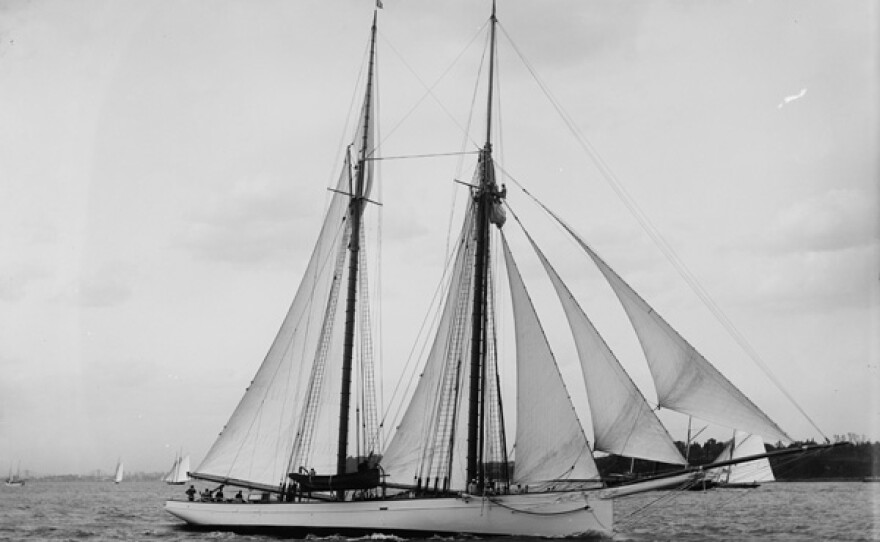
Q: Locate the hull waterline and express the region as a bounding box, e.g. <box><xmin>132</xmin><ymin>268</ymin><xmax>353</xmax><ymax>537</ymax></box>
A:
<box><xmin>165</xmin><ymin>491</ymin><xmax>613</xmax><ymax>537</ymax></box>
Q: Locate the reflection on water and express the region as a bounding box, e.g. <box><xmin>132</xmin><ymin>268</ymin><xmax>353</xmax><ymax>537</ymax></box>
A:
<box><xmin>0</xmin><ymin>481</ymin><xmax>877</xmax><ymax>541</ymax></box>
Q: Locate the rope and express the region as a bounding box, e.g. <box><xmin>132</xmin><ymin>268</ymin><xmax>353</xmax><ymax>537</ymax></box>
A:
<box><xmin>367</xmin><ymin>150</ymin><xmax>479</xmax><ymax>161</ymax></box>
<box><xmin>496</xmin><ymin>21</ymin><xmax>828</xmax><ymax>441</ymax></box>
<box><xmin>486</xmin><ymin>496</ymin><xmax>591</xmax><ymax>516</ymax></box>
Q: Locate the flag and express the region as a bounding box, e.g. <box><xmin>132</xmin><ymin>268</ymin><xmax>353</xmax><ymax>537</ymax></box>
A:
<box><xmin>376</xmin><ymin>0</ymin><xmax>383</xmax><ymax>8</ymax></box>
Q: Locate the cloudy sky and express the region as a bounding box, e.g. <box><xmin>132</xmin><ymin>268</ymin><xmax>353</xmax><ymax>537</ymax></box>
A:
<box><xmin>1</xmin><ymin>0</ymin><xmax>876</xmax><ymax>476</ymax></box>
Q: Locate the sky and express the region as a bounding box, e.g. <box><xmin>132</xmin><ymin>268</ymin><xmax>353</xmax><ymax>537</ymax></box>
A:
<box><xmin>0</xmin><ymin>0</ymin><xmax>877</xmax><ymax>476</ymax></box>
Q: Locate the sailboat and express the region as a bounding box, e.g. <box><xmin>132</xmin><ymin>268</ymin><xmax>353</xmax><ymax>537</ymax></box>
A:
<box><xmin>114</xmin><ymin>460</ymin><xmax>124</xmax><ymax>484</ymax></box>
<box><xmin>709</xmin><ymin>432</ymin><xmax>775</xmax><ymax>488</ymax></box>
<box><xmin>165</xmin><ymin>3</ymin><xmax>836</xmax><ymax>538</ymax></box>
<box><xmin>164</xmin><ymin>452</ymin><xmax>191</xmax><ymax>486</ymax></box>
<box><xmin>5</xmin><ymin>463</ymin><xmax>25</xmax><ymax>487</ymax></box>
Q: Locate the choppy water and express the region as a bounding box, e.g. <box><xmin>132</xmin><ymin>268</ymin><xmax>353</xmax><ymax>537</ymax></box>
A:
<box><xmin>1</xmin><ymin>481</ymin><xmax>877</xmax><ymax>541</ymax></box>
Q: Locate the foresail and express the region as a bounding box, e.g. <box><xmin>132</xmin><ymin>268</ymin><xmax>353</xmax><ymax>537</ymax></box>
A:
<box><xmin>194</xmin><ymin>161</ymin><xmax>361</xmax><ymax>488</ymax></box>
<box><xmin>526</xmin><ymin>234</ymin><xmax>686</xmax><ymax>466</ymax></box>
<box><xmin>555</xmin><ymin>221</ymin><xmax>791</xmax><ymax>445</ymax></box>
<box><xmin>500</xmin><ymin>234</ymin><xmax>599</xmax><ymax>484</ymax></box>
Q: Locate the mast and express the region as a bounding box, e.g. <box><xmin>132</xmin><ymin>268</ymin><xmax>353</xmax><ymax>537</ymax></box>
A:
<box><xmin>466</xmin><ymin>0</ymin><xmax>498</xmax><ymax>491</ymax></box>
<box><xmin>337</xmin><ymin>9</ymin><xmax>378</xmax><ymax>495</ymax></box>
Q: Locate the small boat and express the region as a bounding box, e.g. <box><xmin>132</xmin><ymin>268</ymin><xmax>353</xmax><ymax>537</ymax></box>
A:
<box><xmin>114</xmin><ymin>459</ymin><xmax>124</xmax><ymax>484</ymax></box>
<box><xmin>710</xmin><ymin>432</ymin><xmax>775</xmax><ymax>489</ymax></box>
<box><xmin>164</xmin><ymin>452</ymin><xmax>191</xmax><ymax>485</ymax></box>
<box><xmin>5</xmin><ymin>463</ymin><xmax>25</xmax><ymax>487</ymax></box>
<box><xmin>165</xmin><ymin>2</ymin><xmax>838</xmax><ymax>538</ymax></box>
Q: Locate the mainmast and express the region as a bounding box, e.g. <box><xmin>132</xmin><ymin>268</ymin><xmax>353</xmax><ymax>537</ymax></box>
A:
<box><xmin>337</xmin><ymin>9</ymin><xmax>378</xmax><ymax>495</ymax></box>
<box><xmin>466</xmin><ymin>0</ymin><xmax>501</xmax><ymax>491</ymax></box>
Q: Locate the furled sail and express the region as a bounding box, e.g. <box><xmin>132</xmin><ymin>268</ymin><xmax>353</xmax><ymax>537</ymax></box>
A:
<box><xmin>500</xmin><ymin>234</ymin><xmax>599</xmax><ymax>484</ymax></box>
<box><xmin>710</xmin><ymin>431</ymin><xmax>775</xmax><ymax>483</ymax></box>
<box><xmin>553</xmin><ymin>220</ymin><xmax>791</xmax><ymax>445</ymax></box>
<box><xmin>525</xmin><ymin>233</ymin><xmax>686</xmax><ymax>466</ymax></box>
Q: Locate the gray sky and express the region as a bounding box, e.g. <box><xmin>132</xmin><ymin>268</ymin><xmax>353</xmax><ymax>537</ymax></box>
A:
<box><xmin>1</xmin><ymin>0</ymin><xmax>877</xmax><ymax>475</ymax></box>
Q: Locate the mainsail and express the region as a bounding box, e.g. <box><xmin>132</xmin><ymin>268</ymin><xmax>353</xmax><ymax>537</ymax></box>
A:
<box><xmin>193</xmin><ymin>47</ymin><xmax>379</xmax><ymax>489</ymax></box>
<box><xmin>380</xmin><ymin>212</ymin><xmax>477</xmax><ymax>491</ymax></box>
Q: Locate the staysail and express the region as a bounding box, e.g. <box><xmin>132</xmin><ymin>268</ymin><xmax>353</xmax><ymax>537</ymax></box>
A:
<box><xmin>549</xmin><ymin>217</ymin><xmax>791</xmax><ymax>445</ymax></box>
<box><xmin>523</xmin><ymin>232</ymin><xmax>686</xmax><ymax>466</ymax></box>
<box><xmin>500</xmin><ymin>234</ymin><xmax>599</xmax><ymax>484</ymax></box>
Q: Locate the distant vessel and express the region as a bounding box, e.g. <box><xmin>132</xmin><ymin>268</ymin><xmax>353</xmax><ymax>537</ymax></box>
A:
<box><xmin>5</xmin><ymin>463</ymin><xmax>25</xmax><ymax>487</ymax></box>
<box><xmin>709</xmin><ymin>432</ymin><xmax>775</xmax><ymax>489</ymax></box>
<box><xmin>114</xmin><ymin>460</ymin><xmax>124</xmax><ymax>484</ymax></box>
<box><xmin>164</xmin><ymin>453</ymin><xmax>191</xmax><ymax>485</ymax></box>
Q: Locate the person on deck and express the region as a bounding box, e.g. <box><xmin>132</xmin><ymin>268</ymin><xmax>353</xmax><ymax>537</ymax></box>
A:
<box><xmin>234</xmin><ymin>490</ymin><xmax>244</xmax><ymax>503</ymax></box>
<box><xmin>214</xmin><ymin>485</ymin><xmax>224</xmax><ymax>502</ymax></box>
<box><xmin>185</xmin><ymin>485</ymin><xmax>196</xmax><ymax>501</ymax></box>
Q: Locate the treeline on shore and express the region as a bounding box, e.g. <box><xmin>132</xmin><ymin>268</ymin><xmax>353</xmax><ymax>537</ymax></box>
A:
<box><xmin>596</xmin><ymin>439</ymin><xmax>879</xmax><ymax>480</ymax></box>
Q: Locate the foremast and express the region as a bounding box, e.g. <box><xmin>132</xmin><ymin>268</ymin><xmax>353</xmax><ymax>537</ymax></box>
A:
<box><xmin>337</xmin><ymin>9</ymin><xmax>378</xmax><ymax>498</ymax></box>
<box><xmin>466</xmin><ymin>0</ymin><xmax>505</xmax><ymax>492</ymax></box>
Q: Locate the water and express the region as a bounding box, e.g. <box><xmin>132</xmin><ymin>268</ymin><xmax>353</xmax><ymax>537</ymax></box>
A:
<box><xmin>1</xmin><ymin>481</ymin><xmax>877</xmax><ymax>541</ymax></box>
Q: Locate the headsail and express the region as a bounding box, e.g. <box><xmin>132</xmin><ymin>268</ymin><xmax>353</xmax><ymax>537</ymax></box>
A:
<box><xmin>500</xmin><ymin>234</ymin><xmax>599</xmax><ymax>484</ymax></box>
<box><xmin>550</xmin><ymin>217</ymin><xmax>791</xmax><ymax>445</ymax></box>
<box><xmin>524</xmin><ymin>232</ymin><xmax>686</xmax><ymax>466</ymax></box>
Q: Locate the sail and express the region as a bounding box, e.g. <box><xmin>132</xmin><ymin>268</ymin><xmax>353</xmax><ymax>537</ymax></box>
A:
<box><xmin>114</xmin><ymin>461</ymin><xmax>124</xmax><ymax>483</ymax></box>
<box><xmin>193</xmin><ymin>31</ymin><xmax>379</xmax><ymax>486</ymax></box>
<box><xmin>381</xmin><ymin>211</ymin><xmax>476</xmax><ymax>490</ymax></box>
<box><xmin>553</xmin><ymin>220</ymin><xmax>791</xmax><ymax>445</ymax></box>
<box><xmin>164</xmin><ymin>454</ymin><xmax>191</xmax><ymax>484</ymax></box>
<box><xmin>164</xmin><ymin>457</ymin><xmax>180</xmax><ymax>483</ymax></box>
<box><xmin>711</xmin><ymin>432</ymin><xmax>775</xmax><ymax>483</ymax></box>
<box><xmin>526</xmin><ymin>234</ymin><xmax>686</xmax><ymax>466</ymax></box>
<box><xmin>500</xmin><ymin>234</ymin><xmax>599</xmax><ymax>484</ymax></box>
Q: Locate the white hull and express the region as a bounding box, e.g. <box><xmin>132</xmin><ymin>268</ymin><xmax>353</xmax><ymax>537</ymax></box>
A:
<box><xmin>165</xmin><ymin>491</ymin><xmax>613</xmax><ymax>537</ymax></box>
<box><xmin>4</xmin><ymin>481</ymin><xmax>25</xmax><ymax>487</ymax></box>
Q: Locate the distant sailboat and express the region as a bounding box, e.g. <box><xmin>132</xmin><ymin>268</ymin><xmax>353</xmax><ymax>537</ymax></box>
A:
<box><xmin>5</xmin><ymin>463</ymin><xmax>25</xmax><ymax>487</ymax></box>
<box><xmin>710</xmin><ymin>432</ymin><xmax>775</xmax><ymax>488</ymax></box>
<box><xmin>164</xmin><ymin>453</ymin><xmax>191</xmax><ymax>485</ymax></box>
<box><xmin>114</xmin><ymin>460</ymin><xmax>124</xmax><ymax>484</ymax></box>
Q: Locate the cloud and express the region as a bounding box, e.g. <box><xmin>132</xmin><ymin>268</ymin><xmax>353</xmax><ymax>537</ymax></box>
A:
<box><xmin>179</xmin><ymin>177</ymin><xmax>317</xmax><ymax>263</ymax></box>
<box><xmin>0</xmin><ymin>263</ymin><xmax>51</xmax><ymax>303</ymax></box>
<box><xmin>777</xmin><ymin>87</ymin><xmax>807</xmax><ymax>109</ymax></box>
<box><xmin>766</xmin><ymin>188</ymin><xmax>879</xmax><ymax>253</ymax></box>
<box><xmin>58</xmin><ymin>264</ymin><xmax>134</xmax><ymax>308</ymax></box>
